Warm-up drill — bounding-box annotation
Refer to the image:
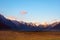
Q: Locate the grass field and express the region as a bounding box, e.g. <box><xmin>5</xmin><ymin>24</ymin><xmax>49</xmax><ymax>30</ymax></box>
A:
<box><xmin>0</xmin><ymin>30</ymin><xmax>60</xmax><ymax>40</ymax></box>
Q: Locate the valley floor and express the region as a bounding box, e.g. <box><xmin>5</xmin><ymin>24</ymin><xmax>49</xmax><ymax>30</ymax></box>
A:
<box><xmin>0</xmin><ymin>30</ymin><xmax>60</xmax><ymax>40</ymax></box>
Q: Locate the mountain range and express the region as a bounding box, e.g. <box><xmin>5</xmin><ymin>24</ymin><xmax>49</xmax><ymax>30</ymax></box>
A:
<box><xmin>0</xmin><ymin>14</ymin><xmax>60</xmax><ymax>31</ymax></box>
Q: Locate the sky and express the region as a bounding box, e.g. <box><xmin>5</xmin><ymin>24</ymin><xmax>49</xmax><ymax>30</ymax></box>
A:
<box><xmin>0</xmin><ymin>0</ymin><xmax>60</xmax><ymax>23</ymax></box>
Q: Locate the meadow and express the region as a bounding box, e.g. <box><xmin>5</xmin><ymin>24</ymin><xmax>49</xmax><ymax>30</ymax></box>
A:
<box><xmin>0</xmin><ymin>30</ymin><xmax>60</xmax><ymax>40</ymax></box>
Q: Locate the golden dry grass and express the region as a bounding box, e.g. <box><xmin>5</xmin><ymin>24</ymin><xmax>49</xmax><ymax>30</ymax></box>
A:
<box><xmin>0</xmin><ymin>30</ymin><xmax>60</xmax><ymax>40</ymax></box>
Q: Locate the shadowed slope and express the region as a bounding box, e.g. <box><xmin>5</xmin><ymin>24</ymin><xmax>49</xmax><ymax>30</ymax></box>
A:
<box><xmin>0</xmin><ymin>14</ymin><xmax>60</xmax><ymax>31</ymax></box>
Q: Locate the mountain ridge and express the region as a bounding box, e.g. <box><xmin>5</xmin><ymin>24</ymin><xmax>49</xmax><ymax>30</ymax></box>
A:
<box><xmin>0</xmin><ymin>14</ymin><xmax>60</xmax><ymax>31</ymax></box>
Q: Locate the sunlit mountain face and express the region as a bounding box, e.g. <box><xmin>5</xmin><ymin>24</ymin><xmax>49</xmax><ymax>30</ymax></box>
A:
<box><xmin>6</xmin><ymin>16</ymin><xmax>16</xmax><ymax>20</ymax></box>
<box><xmin>6</xmin><ymin>17</ymin><xmax>46</xmax><ymax>26</ymax></box>
<box><xmin>5</xmin><ymin>14</ymin><xmax>60</xmax><ymax>27</ymax></box>
<box><xmin>6</xmin><ymin>16</ymin><xmax>60</xmax><ymax>27</ymax></box>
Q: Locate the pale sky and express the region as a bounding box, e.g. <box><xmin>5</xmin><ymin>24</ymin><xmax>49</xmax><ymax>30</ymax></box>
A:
<box><xmin>0</xmin><ymin>0</ymin><xmax>60</xmax><ymax>23</ymax></box>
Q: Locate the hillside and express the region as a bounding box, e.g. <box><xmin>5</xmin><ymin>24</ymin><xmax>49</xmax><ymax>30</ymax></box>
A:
<box><xmin>0</xmin><ymin>14</ymin><xmax>60</xmax><ymax>31</ymax></box>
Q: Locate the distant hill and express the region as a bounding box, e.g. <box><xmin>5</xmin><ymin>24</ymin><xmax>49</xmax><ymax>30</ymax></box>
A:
<box><xmin>0</xmin><ymin>14</ymin><xmax>60</xmax><ymax>31</ymax></box>
<box><xmin>51</xmin><ymin>22</ymin><xmax>60</xmax><ymax>31</ymax></box>
<box><xmin>53</xmin><ymin>23</ymin><xmax>60</xmax><ymax>29</ymax></box>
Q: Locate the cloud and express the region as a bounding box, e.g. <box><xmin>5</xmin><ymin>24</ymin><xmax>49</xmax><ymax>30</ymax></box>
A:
<box><xmin>20</xmin><ymin>10</ymin><xmax>27</xmax><ymax>15</ymax></box>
